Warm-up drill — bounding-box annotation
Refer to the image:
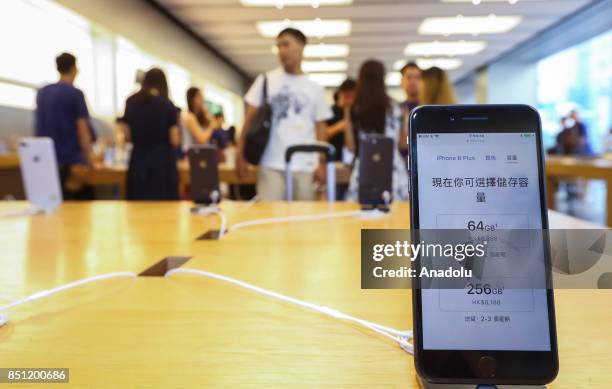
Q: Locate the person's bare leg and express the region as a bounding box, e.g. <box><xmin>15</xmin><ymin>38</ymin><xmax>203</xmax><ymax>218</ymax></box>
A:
<box><xmin>256</xmin><ymin>168</ymin><xmax>286</xmax><ymax>201</ymax></box>
<box><xmin>294</xmin><ymin>171</ymin><xmax>316</xmax><ymax>201</ymax></box>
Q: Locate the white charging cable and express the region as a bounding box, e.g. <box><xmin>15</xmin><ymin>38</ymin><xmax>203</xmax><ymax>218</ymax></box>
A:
<box><xmin>0</xmin><ymin>272</ymin><xmax>137</xmax><ymax>326</ymax></box>
<box><xmin>165</xmin><ymin>268</ymin><xmax>413</xmax><ymax>354</ymax></box>
<box><xmin>192</xmin><ymin>207</ymin><xmax>364</xmax><ymax>239</ymax></box>
<box><xmin>0</xmin><ymin>206</ymin><xmax>43</xmax><ymax>218</ymax></box>
<box><xmin>229</xmin><ymin>208</ymin><xmax>387</xmax><ymax>233</ymax></box>
<box><xmin>210</xmin><ymin>209</ymin><xmax>227</xmax><ymax>239</ymax></box>
<box><xmin>192</xmin><ymin>199</ymin><xmax>387</xmax><ymax>238</ymax></box>
<box><xmin>240</xmin><ymin>195</ymin><xmax>260</xmax><ymax>210</ymax></box>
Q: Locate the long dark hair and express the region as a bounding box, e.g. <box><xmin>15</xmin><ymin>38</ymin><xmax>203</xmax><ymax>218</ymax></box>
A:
<box><xmin>186</xmin><ymin>87</ymin><xmax>208</xmax><ymax>127</ymax></box>
<box><xmin>353</xmin><ymin>60</ymin><xmax>390</xmax><ymax>135</ymax></box>
<box><xmin>140</xmin><ymin>68</ymin><xmax>169</xmax><ymax>98</ymax></box>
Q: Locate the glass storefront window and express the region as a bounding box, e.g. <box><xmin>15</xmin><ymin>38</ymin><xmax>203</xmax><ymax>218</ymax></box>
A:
<box><xmin>537</xmin><ymin>31</ymin><xmax>612</xmax><ymax>153</ymax></box>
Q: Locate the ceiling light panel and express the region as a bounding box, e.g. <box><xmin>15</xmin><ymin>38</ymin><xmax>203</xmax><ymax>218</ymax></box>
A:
<box><xmin>257</xmin><ymin>19</ymin><xmax>351</xmax><ymax>38</ymax></box>
<box><xmin>241</xmin><ymin>0</ymin><xmax>353</xmax><ymax>6</ymax></box>
<box><xmin>404</xmin><ymin>41</ymin><xmax>486</xmax><ymax>56</ymax></box>
<box><xmin>302</xmin><ymin>60</ymin><xmax>348</xmax><ymax>72</ymax></box>
<box><xmin>304</xmin><ymin>43</ymin><xmax>350</xmax><ymax>57</ymax></box>
<box><xmin>271</xmin><ymin>43</ymin><xmax>350</xmax><ymax>57</ymax></box>
<box><xmin>417</xmin><ymin>57</ymin><xmax>463</xmax><ymax>70</ymax></box>
<box><xmin>418</xmin><ymin>15</ymin><xmax>521</xmax><ymax>35</ymax></box>
<box><xmin>394</xmin><ymin>58</ymin><xmax>464</xmax><ymax>71</ymax></box>
<box><xmin>442</xmin><ymin>0</ymin><xmax>524</xmax><ymax>3</ymax></box>
<box><xmin>308</xmin><ymin>73</ymin><xmax>346</xmax><ymax>87</ymax></box>
<box><xmin>385</xmin><ymin>73</ymin><xmax>401</xmax><ymax>87</ymax></box>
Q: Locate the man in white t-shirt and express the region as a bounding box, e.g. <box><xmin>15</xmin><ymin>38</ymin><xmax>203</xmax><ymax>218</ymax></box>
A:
<box><xmin>236</xmin><ymin>28</ymin><xmax>332</xmax><ymax>200</ymax></box>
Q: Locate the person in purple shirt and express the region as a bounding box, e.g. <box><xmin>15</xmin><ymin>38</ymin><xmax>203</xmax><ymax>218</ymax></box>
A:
<box><xmin>35</xmin><ymin>52</ymin><xmax>96</xmax><ymax>199</ymax></box>
<box><xmin>209</xmin><ymin>110</ymin><xmax>230</xmax><ymax>160</ymax></box>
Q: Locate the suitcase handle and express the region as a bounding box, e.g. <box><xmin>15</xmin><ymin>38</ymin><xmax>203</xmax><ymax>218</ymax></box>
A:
<box><xmin>284</xmin><ymin>142</ymin><xmax>335</xmax><ymax>163</ymax></box>
<box><xmin>284</xmin><ymin>142</ymin><xmax>336</xmax><ymax>202</ymax></box>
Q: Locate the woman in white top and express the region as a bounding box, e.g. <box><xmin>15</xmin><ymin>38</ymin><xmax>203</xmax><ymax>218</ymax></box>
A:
<box><xmin>344</xmin><ymin>59</ymin><xmax>409</xmax><ymax>202</ymax></box>
<box><xmin>182</xmin><ymin>87</ymin><xmax>214</xmax><ymax>152</ymax></box>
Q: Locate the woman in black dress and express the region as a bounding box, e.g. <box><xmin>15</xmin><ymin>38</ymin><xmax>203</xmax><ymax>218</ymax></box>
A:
<box><xmin>123</xmin><ymin>68</ymin><xmax>181</xmax><ymax>200</ymax></box>
<box><xmin>343</xmin><ymin>60</ymin><xmax>409</xmax><ymax>201</ymax></box>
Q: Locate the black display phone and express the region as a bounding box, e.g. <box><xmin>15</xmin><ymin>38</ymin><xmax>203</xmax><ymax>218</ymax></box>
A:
<box><xmin>188</xmin><ymin>145</ymin><xmax>220</xmax><ymax>205</ymax></box>
<box><xmin>409</xmin><ymin>105</ymin><xmax>558</xmax><ymax>385</ymax></box>
<box><xmin>358</xmin><ymin>134</ymin><xmax>393</xmax><ymax>207</ymax></box>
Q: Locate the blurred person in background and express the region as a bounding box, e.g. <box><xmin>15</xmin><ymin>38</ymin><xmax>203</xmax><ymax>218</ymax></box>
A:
<box><xmin>112</xmin><ymin>117</ymin><xmax>130</xmax><ymax>166</ymax></box>
<box><xmin>566</xmin><ymin>109</ymin><xmax>592</xmax><ymax>154</ymax></box>
<box><xmin>553</xmin><ymin>109</ymin><xmax>591</xmax><ymax>155</ymax></box>
<box><xmin>400</xmin><ymin>61</ymin><xmax>422</xmax><ymax>114</ymax></box>
<box><xmin>227</xmin><ymin>126</ymin><xmax>237</xmax><ymax>147</ymax></box>
<box><xmin>225</xmin><ymin>122</ymin><xmax>250</xmax><ymax>200</ymax></box>
<box><xmin>399</xmin><ymin>61</ymin><xmax>422</xmax><ymax>163</ymax></box>
<box><xmin>35</xmin><ymin>52</ymin><xmax>97</xmax><ymax>199</ymax></box>
<box><xmin>603</xmin><ymin>127</ymin><xmax>612</xmax><ymax>154</ymax></box>
<box><xmin>325</xmin><ymin>78</ymin><xmax>356</xmax><ymax>164</ymax></box>
<box><xmin>174</xmin><ymin>106</ymin><xmax>185</xmax><ymax>160</ymax></box>
<box><xmin>183</xmin><ymin>87</ymin><xmax>215</xmax><ymax>153</ymax></box>
<box><xmin>421</xmin><ymin>66</ymin><xmax>456</xmax><ymax>105</ymax></box>
<box><xmin>123</xmin><ymin>68</ymin><xmax>180</xmax><ymax>200</ymax></box>
<box><xmin>236</xmin><ymin>27</ymin><xmax>331</xmax><ymax>200</ymax></box>
<box><xmin>326</xmin><ymin>78</ymin><xmax>356</xmax><ymax>199</ymax></box>
<box><xmin>343</xmin><ymin>60</ymin><xmax>409</xmax><ymax>202</ymax></box>
<box><xmin>209</xmin><ymin>110</ymin><xmax>231</xmax><ymax>162</ymax></box>
<box><xmin>550</xmin><ymin>109</ymin><xmax>593</xmax><ymax>205</ymax></box>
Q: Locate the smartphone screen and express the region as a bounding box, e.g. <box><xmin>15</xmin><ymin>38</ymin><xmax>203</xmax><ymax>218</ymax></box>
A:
<box><xmin>416</xmin><ymin>132</ymin><xmax>550</xmax><ymax>351</ymax></box>
<box><xmin>410</xmin><ymin>105</ymin><xmax>557</xmax><ymax>384</ymax></box>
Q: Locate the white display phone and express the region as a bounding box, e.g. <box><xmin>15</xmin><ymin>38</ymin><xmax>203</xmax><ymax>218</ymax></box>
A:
<box><xmin>17</xmin><ymin>137</ymin><xmax>62</xmax><ymax>213</ymax></box>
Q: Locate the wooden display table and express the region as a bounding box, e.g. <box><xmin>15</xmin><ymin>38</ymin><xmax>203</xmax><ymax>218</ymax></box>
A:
<box><xmin>546</xmin><ymin>155</ymin><xmax>612</xmax><ymax>226</ymax></box>
<box><xmin>0</xmin><ymin>201</ymin><xmax>609</xmax><ymax>387</ymax></box>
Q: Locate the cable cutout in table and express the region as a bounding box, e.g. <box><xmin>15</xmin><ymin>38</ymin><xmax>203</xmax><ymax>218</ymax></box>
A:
<box><xmin>165</xmin><ymin>268</ymin><xmax>413</xmax><ymax>354</ymax></box>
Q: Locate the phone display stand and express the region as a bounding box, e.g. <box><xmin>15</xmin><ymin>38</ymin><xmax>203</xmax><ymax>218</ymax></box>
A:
<box><xmin>417</xmin><ymin>376</ymin><xmax>547</xmax><ymax>389</ymax></box>
<box><xmin>360</xmin><ymin>204</ymin><xmax>390</xmax><ymax>213</ymax></box>
<box><xmin>359</xmin><ymin>190</ymin><xmax>392</xmax><ymax>213</ymax></box>
<box><xmin>190</xmin><ymin>205</ymin><xmax>224</xmax><ymax>240</ymax></box>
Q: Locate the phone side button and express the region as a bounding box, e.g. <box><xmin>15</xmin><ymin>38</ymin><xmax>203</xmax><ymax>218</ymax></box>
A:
<box><xmin>477</xmin><ymin>356</ymin><xmax>497</xmax><ymax>378</ymax></box>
